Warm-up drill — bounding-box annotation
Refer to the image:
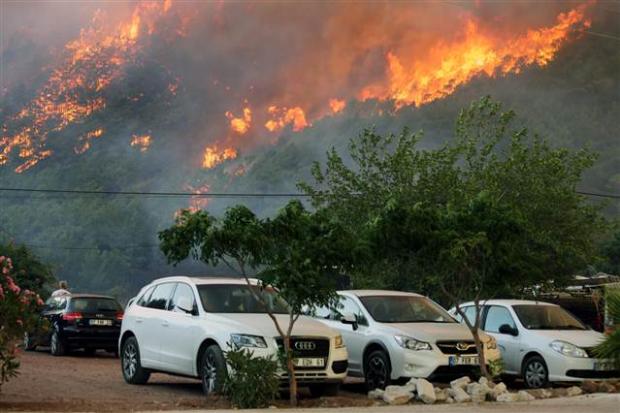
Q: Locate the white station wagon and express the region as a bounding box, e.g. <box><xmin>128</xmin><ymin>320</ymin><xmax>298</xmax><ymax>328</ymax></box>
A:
<box><xmin>451</xmin><ymin>299</ymin><xmax>618</xmax><ymax>388</ymax></box>
<box><xmin>119</xmin><ymin>276</ymin><xmax>349</xmax><ymax>396</ymax></box>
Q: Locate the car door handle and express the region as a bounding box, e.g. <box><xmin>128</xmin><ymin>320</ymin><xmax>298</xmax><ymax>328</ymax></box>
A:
<box><xmin>161</xmin><ymin>321</ymin><xmax>169</xmax><ymax>327</ymax></box>
<box><xmin>135</xmin><ymin>318</ymin><xmax>144</xmax><ymax>323</ymax></box>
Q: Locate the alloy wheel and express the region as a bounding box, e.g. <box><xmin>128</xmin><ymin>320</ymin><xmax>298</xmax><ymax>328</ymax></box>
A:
<box><xmin>366</xmin><ymin>355</ymin><xmax>388</xmax><ymax>390</ymax></box>
<box><xmin>50</xmin><ymin>332</ymin><xmax>58</xmax><ymax>354</ymax></box>
<box><xmin>202</xmin><ymin>352</ymin><xmax>218</xmax><ymax>394</ymax></box>
<box><xmin>525</xmin><ymin>360</ymin><xmax>546</xmax><ymax>388</ymax></box>
<box><xmin>23</xmin><ymin>332</ymin><xmax>31</xmax><ymax>348</ymax></box>
<box><xmin>123</xmin><ymin>342</ymin><xmax>138</xmax><ymax>379</ymax></box>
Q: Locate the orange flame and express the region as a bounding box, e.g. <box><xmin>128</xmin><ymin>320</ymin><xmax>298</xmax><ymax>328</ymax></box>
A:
<box><xmin>202</xmin><ymin>145</ymin><xmax>237</xmax><ymax>169</ymax></box>
<box><xmin>264</xmin><ymin>106</ymin><xmax>309</xmax><ymax>132</ymax></box>
<box><xmin>130</xmin><ymin>134</ymin><xmax>152</xmax><ymax>152</ymax></box>
<box><xmin>74</xmin><ymin>128</ymin><xmax>104</xmax><ymax>154</ymax></box>
<box><xmin>226</xmin><ymin>107</ymin><xmax>252</xmax><ymax>135</ymax></box>
<box><xmin>329</xmin><ymin>99</ymin><xmax>346</xmax><ymax>114</ymax></box>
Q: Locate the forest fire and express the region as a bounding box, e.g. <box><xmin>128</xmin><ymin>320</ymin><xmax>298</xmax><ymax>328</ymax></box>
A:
<box><xmin>0</xmin><ymin>1</ymin><xmax>592</xmax><ymax>177</ymax></box>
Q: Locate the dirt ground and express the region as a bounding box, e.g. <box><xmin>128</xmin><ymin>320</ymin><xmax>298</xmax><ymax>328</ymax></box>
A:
<box><xmin>0</xmin><ymin>349</ymin><xmax>372</xmax><ymax>411</ymax></box>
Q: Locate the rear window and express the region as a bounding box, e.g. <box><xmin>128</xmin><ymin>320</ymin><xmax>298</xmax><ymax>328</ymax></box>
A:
<box><xmin>69</xmin><ymin>298</ymin><xmax>122</xmax><ymax>312</ymax></box>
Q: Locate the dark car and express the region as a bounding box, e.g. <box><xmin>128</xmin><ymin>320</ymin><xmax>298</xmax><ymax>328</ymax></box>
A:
<box><xmin>24</xmin><ymin>293</ymin><xmax>123</xmax><ymax>356</ymax></box>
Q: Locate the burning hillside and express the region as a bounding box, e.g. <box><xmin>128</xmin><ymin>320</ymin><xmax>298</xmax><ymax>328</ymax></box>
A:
<box><xmin>1</xmin><ymin>1</ymin><xmax>592</xmax><ymax>176</ymax></box>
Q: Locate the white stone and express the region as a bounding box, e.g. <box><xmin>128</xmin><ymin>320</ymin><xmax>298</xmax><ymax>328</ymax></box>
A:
<box><xmin>567</xmin><ymin>386</ymin><xmax>583</xmax><ymax>397</ymax></box>
<box><xmin>490</xmin><ymin>382</ymin><xmax>508</xmax><ymax>400</ymax></box>
<box><xmin>450</xmin><ymin>376</ymin><xmax>471</xmax><ymax>390</ymax></box>
<box><xmin>496</xmin><ymin>392</ymin><xmax>518</xmax><ymax>403</ymax></box>
<box><xmin>368</xmin><ymin>389</ymin><xmax>384</xmax><ymax>400</ymax></box>
<box><xmin>467</xmin><ymin>382</ymin><xmax>490</xmax><ymax>403</ymax></box>
<box><xmin>382</xmin><ymin>385</ymin><xmax>414</xmax><ymax>405</ymax></box>
<box><xmin>448</xmin><ymin>386</ymin><xmax>471</xmax><ymax>403</ymax></box>
<box><xmin>416</xmin><ymin>378</ymin><xmax>436</xmax><ymax>404</ymax></box>
<box><xmin>445</xmin><ymin>396</ymin><xmax>455</xmax><ymax>404</ymax></box>
<box><xmin>404</xmin><ymin>378</ymin><xmax>418</xmax><ymax>393</ymax></box>
<box><xmin>478</xmin><ymin>376</ymin><xmax>489</xmax><ymax>386</ymax></box>
<box><xmin>434</xmin><ymin>387</ymin><xmax>449</xmax><ymax>402</ymax></box>
<box><xmin>517</xmin><ymin>390</ymin><xmax>535</xmax><ymax>402</ymax></box>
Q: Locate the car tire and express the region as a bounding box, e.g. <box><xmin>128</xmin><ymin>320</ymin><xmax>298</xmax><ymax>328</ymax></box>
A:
<box><xmin>50</xmin><ymin>330</ymin><xmax>66</xmax><ymax>356</ymax></box>
<box><xmin>522</xmin><ymin>355</ymin><xmax>548</xmax><ymax>389</ymax></box>
<box><xmin>121</xmin><ymin>336</ymin><xmax>150</xmax><ymax>384</ymax></box>
<box><xmin>309</xmin><ymin>383</ymin><xmax>340</xmax><ymax>397</ymax></box>
<box><xmin>84</xmin><ymin>348</ymin><xmax>96</xmax><ymax>356</ymax></box>
<box><xmin>364</xmin><ymin>349</ymin><xmax>391</xmax><ymax>391</ymax></box>
<box><xmin>24</xmin><ymin>332</ymin><xmax>37</xmax><ymax>351</ymax></box>
<box><xmin>200</xmin><ymin>345</ymin><xmax>227</xmax><ymax>396</ymax></box>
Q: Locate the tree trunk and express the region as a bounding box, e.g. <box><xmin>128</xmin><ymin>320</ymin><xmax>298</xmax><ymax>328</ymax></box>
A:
<box><xmin>470</xmin><ymin>327</ymin><xmax>491</xmax><ymax>380</ymax></box>
<box><xmin>284</xmin><ymin>336</ymin><xmax>298</xmax><ymax>406</ymax></box>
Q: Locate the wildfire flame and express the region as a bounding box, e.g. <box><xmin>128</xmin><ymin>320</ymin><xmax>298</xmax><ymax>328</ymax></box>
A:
<box><xmin>202</xmin><ymin>145</ymin><xmax>237</xmax><ymax>169</ymax></box>
<box><xmin>226</xmin><ymin>107</ymin><xmax>252</xmax><ymax>135</ymax></box>
<box><xmin>329</xmin><ymin>99</ymin><xmax>346</xmax><ymax>114</ymax></box>
<box><xmin>130</xmin><ymin>134</ymin><xmax>152</xmax><ymax>152</ymax></box>
<box><xmin>264</xmin><ymin>106</ymin><xmax>309</xmax><ymax>132</ymax></box>
<box><xmin>75</xmin><ymin>128</ymin><xmax>104</xmax><ymax>154</ymax></box>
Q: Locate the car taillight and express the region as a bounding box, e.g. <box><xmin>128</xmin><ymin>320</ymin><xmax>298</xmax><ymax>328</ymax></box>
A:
<box><xmin>63</xmin><ymin>312</ymin><xmax>83</xmax><ymax>321</ymax></box>
<box><xmin>116</xmin><ymin>312</ymin><xmax>124</xmax><ymax>321</ymax></box>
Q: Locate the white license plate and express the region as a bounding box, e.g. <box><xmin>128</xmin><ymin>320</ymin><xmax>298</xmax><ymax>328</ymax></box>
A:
<box><xmin>89</xmin><ymin>319</ymin><xmax>112</xmax><ymax>326</ymax></box>
<box><xmin>293</xmin><ymin>358</ymin><xmax>325</xmax><ymax>368</ymax></box>
<box><xmin>449</xmin><ymin>355</ymin><xmax>479</xmax><ymax>366</ymax></box>
<box><xmin>594</xmin><ymin>361</ymin><xmax>614</xmax><ymax>371</ymax></box>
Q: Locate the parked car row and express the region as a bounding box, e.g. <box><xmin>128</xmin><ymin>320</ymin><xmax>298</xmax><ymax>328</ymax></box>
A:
<box><xmin>25</xmin><ymin>275</ymin><xmax>619</xmax><ymax>397</ymax></box>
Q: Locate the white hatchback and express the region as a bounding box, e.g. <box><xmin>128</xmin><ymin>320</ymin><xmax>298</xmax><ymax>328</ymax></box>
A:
<box><xmin>451</xmin><ymin>299</ymin><xmax>618</xmax><ymax>388</ymax></box>
<box><xmin>119</xmin><ymin>276</ymin><xmax>348</xmax><ymax>396</ymax></box>
<box><xmin>310</xmin><ymin>290</ymin><xmax>500</xmax><ymax>389</ymax></box>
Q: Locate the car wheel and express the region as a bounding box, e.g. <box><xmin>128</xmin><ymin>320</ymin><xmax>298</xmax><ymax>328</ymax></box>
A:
<box><xmin>50</xmin><ymin>330</ymin><xmax>66</xmax><ymax>356</ymax></box>
<box><xmin>84</xmin><ymin>348</ymin><xmax>96</xmax><ymax>356</ymax></box>
<box><xmin>365</xmin><ymin>350</ymin><xmax>391</xmax><ymax>391</ymax></box>
<box><xmin>200</xmin><ymin>345</ymin><xmax>226</xmax><ymax>396</ymax></box>
<box><xmin>121</xmin><ymin>336</ymin><xmax>150</xmax><ymax>384</ymax></box>
<box><xmin>523</xmin><ymin>355</ymin><xmax>548</xmax><ymax>389</ymax></box>
<box><xmin>309</xmin><ymin>383</ymin><xmax>340</xmax><ymax>397</ymax></box>
<box><xmin>24</xmin><ymin>332</ymin><xmax>37</xmax><ymax>351</ymax></box>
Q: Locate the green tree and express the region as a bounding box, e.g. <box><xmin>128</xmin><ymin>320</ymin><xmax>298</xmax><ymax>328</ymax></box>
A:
<box><xmin>598</xmin><ymin>231</ymin><xmax>620</xmax><ymax>275</ymax></box>
<box><xmin>0</xmin><ymin>243</ymin><xmax>55</xmax><ymax>297</ymax></box>
<box><xmin>595</xmin><ymin>289</ymin><xmax>620</xmax><ymax>368</ymax></box>
<box><xmin>159</xmin><ymin>201</ymin><xmax>356</xmax><ymax>406</ymax></box>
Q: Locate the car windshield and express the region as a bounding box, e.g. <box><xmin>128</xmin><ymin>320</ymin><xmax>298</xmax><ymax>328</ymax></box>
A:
<box><xmin>70</xmin><ymin>298</ymin><xmax>122</xmax><ymax>312</ymax></box>
<box><xmin>512</xmin><ymin>304</ymin><xmax>586</xmax><ymax>330</ymax></box>
<box><xmin>359</xmin><ymin>295</ymin><xmax>456</xmax><ymax>323</ymax></box>
<box><xmin>197</xmin><ymin>284</ymin><xmax>289</xmax><ymax>314</ymax></box>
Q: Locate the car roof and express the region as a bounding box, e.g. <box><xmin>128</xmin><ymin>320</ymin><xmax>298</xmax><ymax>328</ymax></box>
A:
<box><xmin>149</xmin><ymin>275</ymin><xmax>260</xmax><ymax>286</ymax></box>
<box><xmin>69</xmin><ymin>293</ymin><xmax>117</xmax><ymax>300</ymax></box>
<box><xmin>339</xmin><ymin>290</ymin><xmax>424</xmax><ymax>298</ymax></box>
<box><xmin>457</xmin><ymin>299</ymin><xmax>557</xmax><ymax>307</ymax></box>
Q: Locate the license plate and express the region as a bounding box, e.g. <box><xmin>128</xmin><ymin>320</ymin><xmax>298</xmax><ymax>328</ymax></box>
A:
<box><xmin>449</xmin><ymin>355</ymin><xmax>479</xmax><ymax>366</ymax></box>
<box><xmin>89</xmin><ymin>319</ymin><xmax>112</xmax><ymax>326</ymax></box>
<box><xmin>594</xmin><ymin>361</ymin><xmax>614</xmax><ymax>371</ymax></box>
<box><xmin>293</xmin><ymin>358</ymin><xmax>325</xmax><ymax>368</ymax></box>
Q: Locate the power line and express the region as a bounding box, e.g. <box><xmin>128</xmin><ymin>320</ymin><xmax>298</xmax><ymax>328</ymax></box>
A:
<box><xmin>0</xmin><ymin>187</ymin><xmax>618</xmax><ymax>200</ymax></box>
<box><xmin>580</xmin><ymin>29</ymin><xmax>620</xmax><ymax>42</ymax></box>
<box><xmin>25</xmin><ymin>244</ymin><xmax>159</xmax><ymax>251</ymax></box>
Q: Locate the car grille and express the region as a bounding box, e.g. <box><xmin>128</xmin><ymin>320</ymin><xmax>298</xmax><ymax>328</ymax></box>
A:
<box><xmin>275</xmin><ymin>337</ymin><xmax>330</xmax><ymax>362</ymax></box>
<box><xmin>436</xmin><ymin>340</ymin><xmax>478</xmax><ymax>355</ymax></box>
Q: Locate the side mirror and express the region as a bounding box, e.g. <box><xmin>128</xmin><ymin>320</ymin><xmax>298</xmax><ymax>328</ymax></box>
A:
<box><xmin>176</xmin><ymin>297</ymin><xmax>194</xmax><ymax>314</ymax></box>
<box><xmin>341</xmin><ymin>313</ymin><xmax>359</xmax><ymax>331</ymax></box>
<box><xmin>498</xmin><ymin>324</ymin><xmax>518</xmax><ymax>336</ymax></box>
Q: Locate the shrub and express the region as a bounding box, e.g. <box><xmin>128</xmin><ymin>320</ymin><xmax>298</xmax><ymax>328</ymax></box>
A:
<box><xmin>223</xmin><ymin>346</ymin><xmax>280</xmax><ymax>408</ymax></box>
<box><xmin>0</xmin><ymin>256</ymin><xmax>43</xmax><ymax>390</ymax></box>
<box><xmin>595</xmin><ymin>290</ymin><xmax>620</xmax><ymax>368</ymax></box>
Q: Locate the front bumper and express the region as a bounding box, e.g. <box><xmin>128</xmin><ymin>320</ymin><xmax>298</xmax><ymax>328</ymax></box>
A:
<box><xmin>546</xmin><ymin>352</ymin><xmax>620</xmax><ymax>382</ymax></box>
<box><xmin>391</xmin><ymin>345</ymin><xmax>501</xmax><ymax>381</ymax></box>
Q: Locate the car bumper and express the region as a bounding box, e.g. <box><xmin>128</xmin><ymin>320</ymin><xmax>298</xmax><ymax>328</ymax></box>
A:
<box><xmin>63</xmin><ymin>327</ymin><xmax>120</xmax><ymax>349</ymax></box>
<box><xmin>391</xmin><ymin>346</ymin><xmax>501</xmax><ymax>380</ymax></box>
<box><xmin>546</xmin><ymin>353</ymin><xmax>620</xmax><ymax>382</ymax></box>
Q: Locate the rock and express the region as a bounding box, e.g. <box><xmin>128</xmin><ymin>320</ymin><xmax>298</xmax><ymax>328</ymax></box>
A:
<box><xmin>404</xmin><ymin>378</ymin><xmax>418</xmax><ymax>393</ymax></box>
<box><xmin>478</xmin><ymin>376</ymin><xmax>489</xmax><ymax>386</ymax></box>
<box><xmin>445</xmin><ymin>396</ymin><xmax>455</xmax><ymax>404</ymax></box>
<box><xmin>434</xmin><ymin>387</ymin><xmax>449</xmax><ymax>402</ymax></box>
<box><xmin>527</xmin><ymin>389</ymin><xmax>553</xmax><ymax>399</ymax></box>
<box><xmin>466</xmin><ymin>382</ymin><xmax>490</xmax><ymax>403</ymax></box>
<box><xmin>368</xmin><ymin>389</ymin><xmax>384</xmax><ymax>400</ymax></box>
<box><xmin>517</xmin><ymin>390</ymin><xmax>535</xmax><ymax>402</ymax></box>
<box><xmin>489</xmin><ymin>382</ymin><xmax>508</xmax><ymax>400</ymax></box>
<box><xmin>416</xmin><ymin>378</ymin><xmax>436</xmax><ymax>404</ymax></box>
<box><xmin>581</xmin><ymin>380</ymin><xmax>599</xmax><ymax>394</ymax></box>
<box><xmin>496</xmin><ymin>392</ymin><xmax>518</xmax><ymax>403</ymax></box>
<box><xmin>566</xmin><ymin>386</ymin><xmax>583</xmax><ymax>397</ymax></box>
<box><xmin>552</xmin><ymin>388</ymin><xmax>568</xmax><ymax>398</ymax></box>
<box><xmin>382</xmin><ymin>385</ymin><xmax>414</xmax><ymax>405</ymax></box>
<box><xmin>450</xmin><ymin>376</ymin><xmax>471</xmax><ymax>390</ymax></box>
<box><xmin>448</xmin><ymin>386</ymin><xmax>471</xmax><ymax>403</ymax></box>
<box><xmin>597</xmin><ymin>382</ymin><xmax>616</xmax><ymax>393</ymax></box>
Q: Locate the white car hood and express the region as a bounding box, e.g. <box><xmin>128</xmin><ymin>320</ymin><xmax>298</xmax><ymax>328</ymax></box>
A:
<box><xmin>206</xmin><ymin>313</ymin><xmax>337</xmax><ymax>339</ymax></box>
<box><xmin>385</xmin><ymin>322</ymin><xmax>488</xmax><ymax>343</ymax></box>
<box><xmin>530</xmin><ymin>329</ymin><xmax>605</xmax><ymax>348</ymax></box>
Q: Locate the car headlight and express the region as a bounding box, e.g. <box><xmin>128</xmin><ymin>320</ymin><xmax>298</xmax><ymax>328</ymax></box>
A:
<box><xmin>334</xmin><ymin>334</ymin><xmax>345</xmax><ymax>348</ymax></box>
<box><xmin>394</xmin><ymin>335</ymin><xmax>432</xmax><ymax>351</ymax></box>
<box><xmin>486</xmin><ymin>336</ymin><xmax>497</xmax><ymax>350</ymax></box>
<box><xmin>549</xmin><ymin>340</ymin><xmax>588</xmax><ymax>358</ymax></box>
<box><xmin>230</xmin><ymin>334</ymin><xmax>267</xmax><ymax>348</ymax></box>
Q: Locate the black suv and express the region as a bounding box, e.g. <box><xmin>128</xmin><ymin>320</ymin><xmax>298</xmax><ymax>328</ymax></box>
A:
<box><xmin>24</xmin><ymin>294</ymin><xmax>124</xmax><ymax>356</ymax></box>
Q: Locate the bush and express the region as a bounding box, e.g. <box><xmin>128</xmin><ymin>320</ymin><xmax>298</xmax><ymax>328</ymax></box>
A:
<box><xmin>595</xmin><ymin>290</ymin><xmax>620</xmax><ymax>368</ymax></box>
<box><xmin>223</xmin><ymin>346</ymin><xmax>280</xmax><ymax>408</ymax></box>
<box><xmin>0</xmin><ymin>256</ymin><xmax>43</xmax><ymax>390</ymax></box>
